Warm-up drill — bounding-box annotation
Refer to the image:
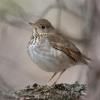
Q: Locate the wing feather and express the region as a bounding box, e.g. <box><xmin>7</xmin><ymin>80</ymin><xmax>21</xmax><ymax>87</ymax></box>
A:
<box><xmin>48</xmin><ymin>33</ymin><xmax>89</xmax><ymax>64</ymax></box>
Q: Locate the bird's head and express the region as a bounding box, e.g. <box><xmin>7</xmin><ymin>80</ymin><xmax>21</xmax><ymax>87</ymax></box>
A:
<box><xmin>29</xmin><ymin>19</ymin><xmax>54</xmax><ymax>36</ymax></box>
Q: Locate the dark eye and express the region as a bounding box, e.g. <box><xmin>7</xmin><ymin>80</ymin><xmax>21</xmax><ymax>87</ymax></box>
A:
<box><xmin>41</xmin><ymin>25</ymin><xmax>45</xmax><ymax>29</ymax></box>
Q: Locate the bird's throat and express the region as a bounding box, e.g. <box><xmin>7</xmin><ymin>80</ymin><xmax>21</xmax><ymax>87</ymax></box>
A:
<box><xmin>30</xmin><ymin>32</ymin><xmax>48</xmax><ymax>45</ymax></box>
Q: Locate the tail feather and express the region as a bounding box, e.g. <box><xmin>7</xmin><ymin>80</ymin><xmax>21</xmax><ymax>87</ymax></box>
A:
<box><xmin>82</xmin><ymin>55</ymin><xmax>91</xmax><ymax>64</ymax></box>
<box><xmin>83</xmin><ymin>55</ymin><xmax>91</xmax><ymax>61</ymax></box>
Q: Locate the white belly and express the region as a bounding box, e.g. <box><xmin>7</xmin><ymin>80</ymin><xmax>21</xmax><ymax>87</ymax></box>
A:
<box><xmin>27</xmin><ymin>39</ymin><xmax>71</xmax><ymax>72</ymax></box>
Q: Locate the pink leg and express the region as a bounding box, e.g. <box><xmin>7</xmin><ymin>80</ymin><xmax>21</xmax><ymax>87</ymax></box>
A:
<box><xmin>48</xmin><ymin>72</ymin><xmax>58</xmax><ymax>83</ymax></box>
<box><xmin>53</xmin><ymin>69</ymin><xmax>66</xmax><ymax>85</ymax></box>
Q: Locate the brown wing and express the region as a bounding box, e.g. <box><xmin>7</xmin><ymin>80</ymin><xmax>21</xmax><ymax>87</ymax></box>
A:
<box><xmin>47</xmin><ymin>33</ymin><xmax>88</xmax><ymax>64</ymax></box>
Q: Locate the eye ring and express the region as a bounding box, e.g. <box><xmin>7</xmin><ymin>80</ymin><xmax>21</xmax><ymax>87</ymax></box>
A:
<box><xmin>41</xmin><ymin>25</ymin><xmax>45</xmax><ymax>29</ymax></box>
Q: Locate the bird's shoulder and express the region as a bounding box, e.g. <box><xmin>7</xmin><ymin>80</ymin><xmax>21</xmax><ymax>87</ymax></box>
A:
<box><xmin>47</xmin><ymin>31</ymin><xmax>80</xmax><ymax>52</ymax></box>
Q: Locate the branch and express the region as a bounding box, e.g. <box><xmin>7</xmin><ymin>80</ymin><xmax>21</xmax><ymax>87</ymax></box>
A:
<box><xmin>16</xmin><ymin>82</ymin><xmax>86</xmax><ymax>100</ymax></box>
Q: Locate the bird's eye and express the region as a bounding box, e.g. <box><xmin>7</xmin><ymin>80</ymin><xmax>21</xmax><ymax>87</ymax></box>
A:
<box><xmin>41</xmin><ymin>25</ymin><xmax>45</xmax><ymax>29</ymax></box>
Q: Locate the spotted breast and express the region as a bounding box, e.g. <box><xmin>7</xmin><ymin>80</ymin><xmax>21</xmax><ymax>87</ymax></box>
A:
<box><xmin>27</xmin><ymin>33</ymin><xmax>72</xmax><ymax>72</ymax></box>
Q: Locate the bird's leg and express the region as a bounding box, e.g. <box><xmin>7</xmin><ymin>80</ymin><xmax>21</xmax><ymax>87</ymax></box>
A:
<box><xmin>53</xmin><ymin>69</ymin><xmax>66</xmax><ymax>85</ymax></box>
<box><xmin>48</xmin><ymin>72</ymin><xmax>58</xmax><ymax>83</ymax></box>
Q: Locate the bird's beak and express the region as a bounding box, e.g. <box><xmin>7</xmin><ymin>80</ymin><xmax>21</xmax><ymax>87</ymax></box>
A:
<box><xmin>29</xmin><ymin>22</ymin><xmax>34</xmax><ymax>26</ymax></box>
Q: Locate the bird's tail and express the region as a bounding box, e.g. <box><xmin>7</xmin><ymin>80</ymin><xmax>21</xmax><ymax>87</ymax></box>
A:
<box><xmin>81</xmin><ymin>54</ymin><xmax>91</xmax><ymax>65</ymax></box>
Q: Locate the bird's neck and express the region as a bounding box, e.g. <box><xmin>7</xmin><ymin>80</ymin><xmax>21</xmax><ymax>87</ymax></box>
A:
<box><xmin>29</xmin><ymin>32</ymin><xmax>48</xmax><ymax>45</ymax></box>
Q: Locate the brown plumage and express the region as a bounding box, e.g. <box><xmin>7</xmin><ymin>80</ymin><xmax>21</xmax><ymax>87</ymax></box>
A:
<box><xmin>47</xmin><ymin>31</ymin><xmax>90</xmax><ymax>64</ymax></box>
<box><xmin>27</xmin><ymin>19</ymin><xmax>90</xmax><ymax>84</ymax></box>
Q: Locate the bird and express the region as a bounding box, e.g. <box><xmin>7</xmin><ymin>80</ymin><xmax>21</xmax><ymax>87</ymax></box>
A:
<box><xmin>27</xmin><ymin>19</ymin><xmax>90</xmax><ymax>84</ymax></box>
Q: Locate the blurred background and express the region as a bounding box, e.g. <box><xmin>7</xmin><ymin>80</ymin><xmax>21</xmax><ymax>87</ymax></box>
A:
<box><xmin>0</xmin><ymin>0</ymin><xmax>100</xmax><ymax>100</ymax></box>
<box><xmin>0</xmin><ymin>0</ymin><xmax>88</xmax><ymax>89</ymax></box>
